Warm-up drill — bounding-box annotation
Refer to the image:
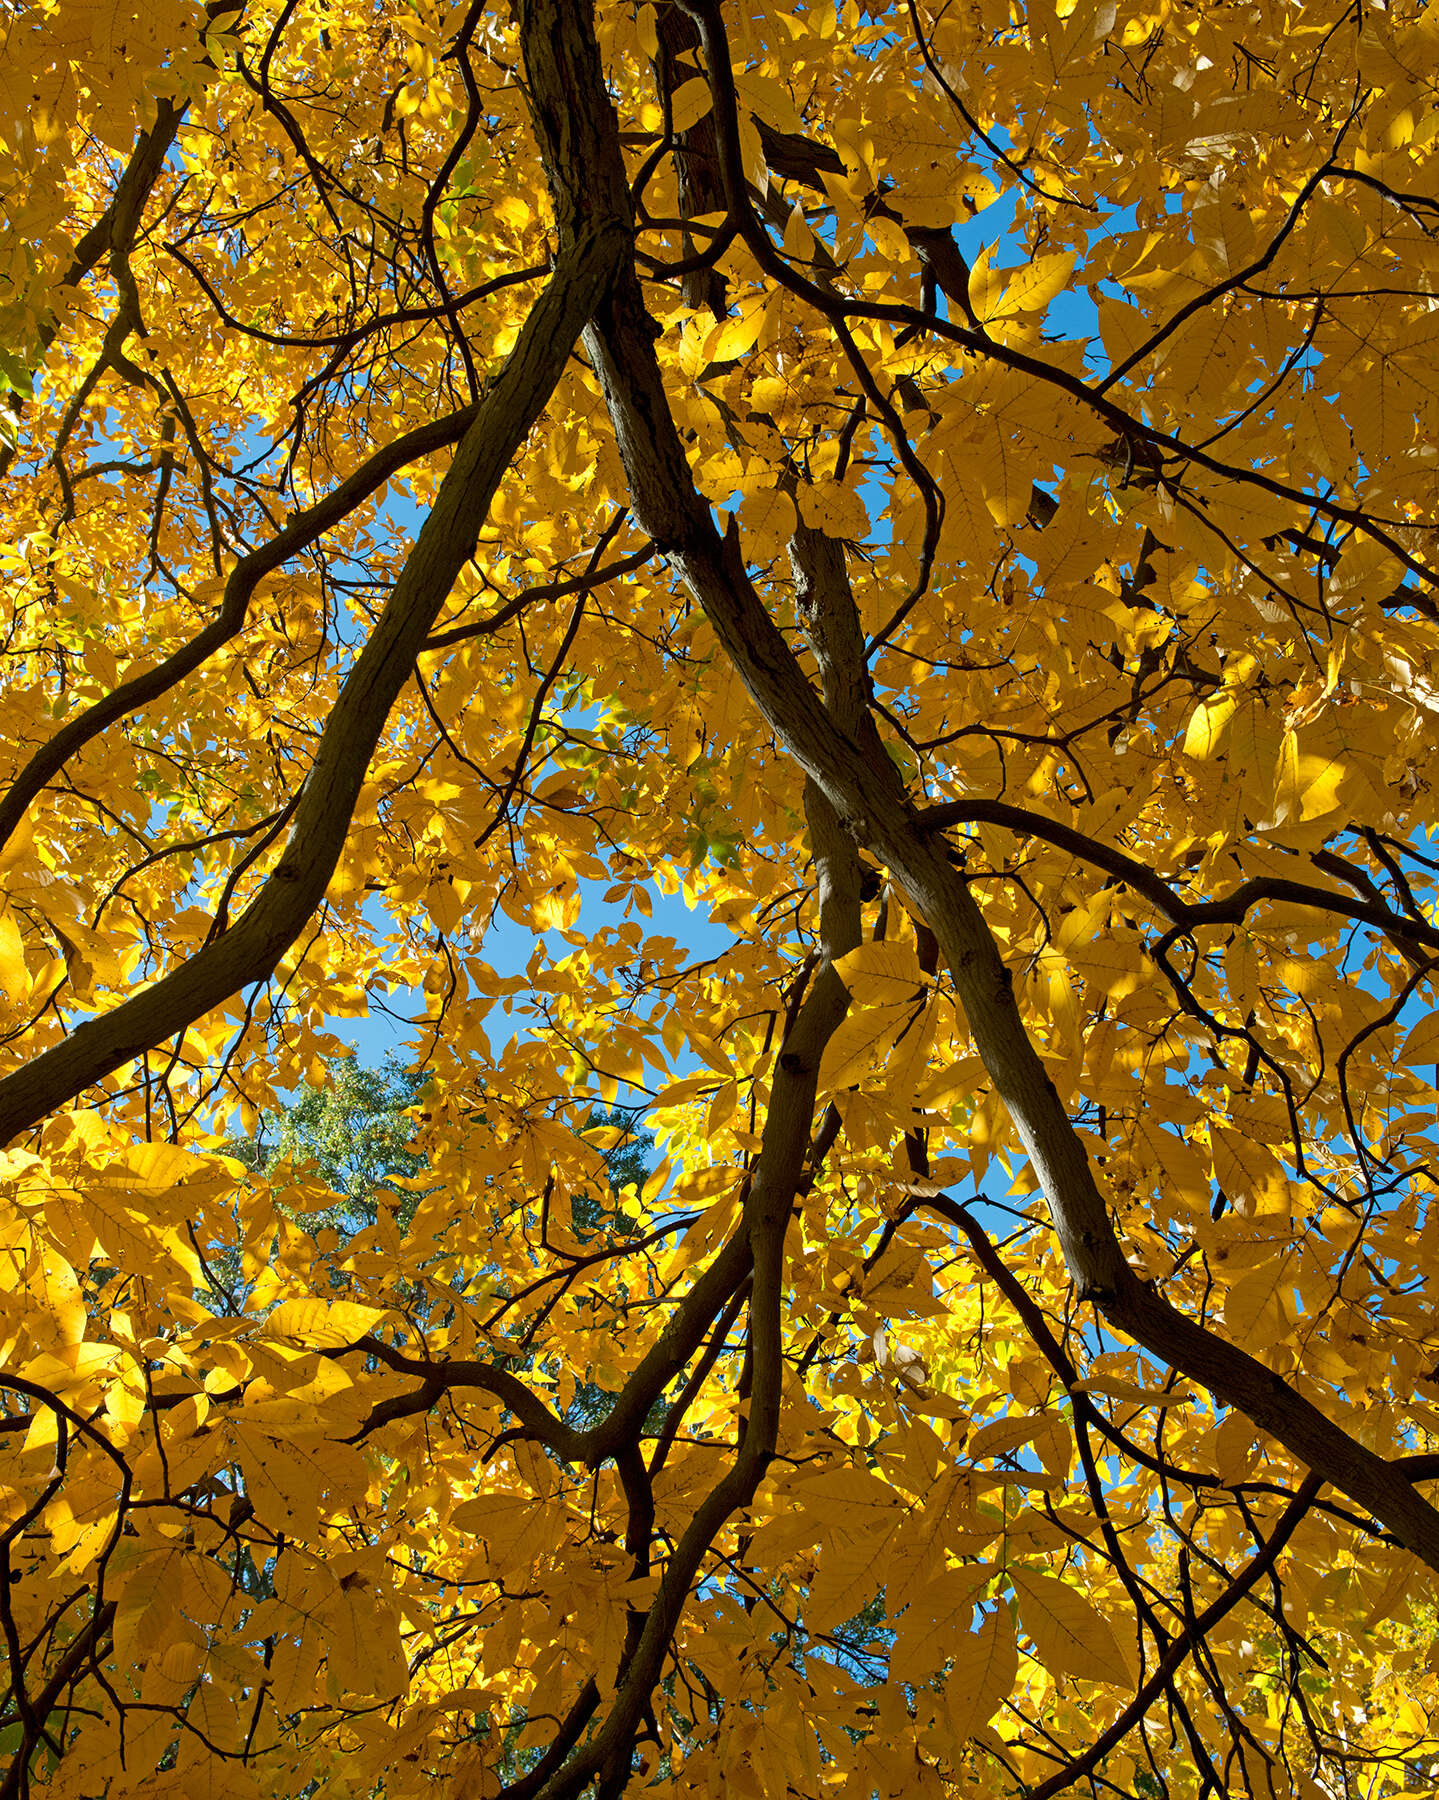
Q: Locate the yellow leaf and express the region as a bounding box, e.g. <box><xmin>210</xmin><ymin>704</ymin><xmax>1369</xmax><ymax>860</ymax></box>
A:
<box><xmin>1223</xmin><ymin>1258</ymin><xmax>1298</xmax><ymax>1344</ymax></box>
<box><xmin>450</xmin><ymin>1490</ymin><xmax>546</xmax><ymax>1573</ymax></box>
<box><xmin>11</xmin><ymin>1240</ymin><xmax>86</xmax><ymax>1350</ymax></box>
<box><xmin>893</xmin><ymin>1567</ymin><xmax>987</xmax><ymax>1678</ymax></box>
<box><xmin>1012</xmin><ymin>1569</ymin><xmax>1134</xmax><ymax>1686</ymax></box>
<box><xmin>1068</xmin><ymin>930</ymin><xmax>1145</xmax><ymax>1003</ymax></box>
<box><xmin>1070</xmin><ymin>1377</ymin><xmax>1195</xmax><ymax>1409</ymax></box>
<box><xmin>269</xmin><ymin>1627</ymin><xmax>324</xmax><ymax>1717</ymax></box>
<box><xmin>1399</xmin><ymin>1010</ymin><xmax>1439</xmax><ymax>1067</ymax></box>
<box><xmin>106</xmin><ymin>1140</ymin><xmax>215</xmax><ymax>1190</ymax></box>
<box><xmin>112</xmin><ymin>1543</ymin><xmax>188</xmax><ymax>1670</ymax></box>
<box><xmin>684</xmin><ymin>1027</ymin><xmax>734</xmax><ymax>1078</ymax></box>
<box><xmin>803</xmin><ymin>1532</ymin><xmax>893</xmax><ymax>1630</ymax></box>
<box><xmin>21</xmin><ymin>1342</ymin><xmax>122</xmax><ymax>1395</ymax></box>
<box><xmin>996</xmin><ymin>251</ymin><xmax>1078</xmax><ymax>319</ymax></box>
<box><xmin>834</xmin><ymin>941</ymin><xmax>923</xmax><ymax>999</ymax></box>
<box><xmin>635</xmin><ymin>3</ymin><xmax>658</xmax><ymax>56</ymax></box>
<box><xmin>1271</xmin><ymin>728</ymin><xmax>1347</xmax><ymax>826</ymax></box>
<box><xmin>156</xmin><ymin>1639</ymin><xmax>204</xmax><ymax>1687</ymax></box>
<box><xmin>668</xmin><ymin>75</ymin><xmax>713</xmax><ymax>133</ymax></box>
<box><xmin>323</xmin><ymin>1576</ymin><xmax>409</xmax><ymax>1701</ymax></box>
<box><xmin>818</xmin><ymin>999</ymin><xmax>916</xmax><ymax>1093</ymax></box>
<box><xmin>651</xmin><ymin>1072</ymin><xmax>721</xmax><ymax>1108</ymax></box>
<box><xmin>796</xmin><ymin>478</ymin><xmax>869</xmax><ymax>540</ymax></box>
<box><xmin>863</xmin><ymin>1244</ymin><xmax>945</xmax><ymax>1319</ymax></box>
<box><xmin>231</xmin><ymin>1426</ymin><xmax>325</xmax><ymax>1541</ymax></box>
<box><xmin>531</xmin><ymin>884</ymin><xmax>578</xmax><ymax>931</ymax></box>
<box><xmin>1211</xmin><ymin>1125</ymin><xmax>1287</xmax><ymax>1215</ymax></box>
<box><xmin>704</xmin><ymin>291</ymin><xmax>768</xmax><ymax>364</ymax></box>
<box><xmin>264</xmin><ymin>1298</ymin><xmax>387</xmax><ymax>1348</ymax></box>
<box><xmin>0</xmin><ymin>905</ymin><xmax>28</xmax><ymax>1001</ymax></box>
<box><xmin>497</xmin><ymin>195</ymin><xmax>536</xmax><ymax>234</ymax></box>
<box><xmin>967</xmin><ymin>242</ymin><xmax>1004</xmax><ymax>320</ymax></box>
<box><xmin>968</xmin><ymin>1411</ymin><xmax>1049</xmax><ymax>1461</ymax></box>
<box><xmin>944</xmin><ymin>1609</ymin><xmax>1019</xmax><ymax>1741</ymax></box>
<box><xmin>1183</xmin><ymin>689</ymin><xmax>1238</xmax><ymax>760</ymax></box>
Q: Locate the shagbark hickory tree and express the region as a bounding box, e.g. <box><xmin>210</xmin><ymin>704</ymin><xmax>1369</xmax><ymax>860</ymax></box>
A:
<box><xmin>1</xmin><ymin>0</ymin><xmax>1439</xmax><ymax>1794</ymax></box>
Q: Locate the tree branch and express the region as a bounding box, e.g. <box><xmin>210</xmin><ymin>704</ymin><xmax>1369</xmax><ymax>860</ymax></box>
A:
<box><xmin>0</xmin><ymin>219</ymin><xmax>625</xmax><ymax>1143</ymax></box>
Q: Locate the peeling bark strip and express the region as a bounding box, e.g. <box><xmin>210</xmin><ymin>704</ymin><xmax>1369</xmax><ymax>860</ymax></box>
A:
<box><xmin>0</xmin><ymin>220</ymin><xmax>623</xmax><ymax>1145</ymax></box>
<box><xmin>512</xmin><ymin>0</ymin><xmax>1439</xmax><ymax>1612</ymax></box>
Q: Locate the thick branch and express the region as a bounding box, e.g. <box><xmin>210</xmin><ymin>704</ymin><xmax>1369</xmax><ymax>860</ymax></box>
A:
<box><xmin>0</xmin><ymin>220</ymin><xmax>625</xmax><ymax>1143</ymax></box>
<box><xmin>519</xmin><ymin>0</ymin><xmax>1439</xmax><ymax>1581</ymax></box>
<box><xmin>917</xmin><ymin>798</ymin><xmax>1439</xmax><ymax>955</ymax></box>
<box><xmin>502</xmin><ymin>9</ymin><xmax>873</xmax><ymax>1790</ymax></box>
<box><xmin>343</xmin><ymin>1337</ymin><xmax>580</xmax><ymax>1454</ymax></box>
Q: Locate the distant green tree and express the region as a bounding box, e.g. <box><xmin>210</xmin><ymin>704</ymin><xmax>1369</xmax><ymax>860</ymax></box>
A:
<box><xmin>575</xmin><ymin>1103</ymin><xmax>652</xmax><ymax>1235</ymax></box>
<box><xmin>228</xmin><ymin>1056</ymin><xmax>430</xmax><ymax>1221</ymax></box>
<box><xmin>205</xmin><ymin>1057</ymin><xmax>433</xmax><ymax>1310</ymax></box>
<box><xmin>215</xmin><ymin>1076</ymin><xmax>653</xmax><ymax>1314</ymax></box>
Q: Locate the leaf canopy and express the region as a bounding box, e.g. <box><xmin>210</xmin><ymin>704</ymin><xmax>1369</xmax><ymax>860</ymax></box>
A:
<box><xmin>3</xmin><ymin>0</ymin><xmax>1439</xmax><ymax>1795</ymax></box>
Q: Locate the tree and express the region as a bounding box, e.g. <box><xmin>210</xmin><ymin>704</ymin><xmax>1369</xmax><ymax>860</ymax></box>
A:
<box><xmin>196</xmin><ymin>1059</ymin><xmax>437</xmax><ymax>1323</ymax></box>
<box><xmin>2</xmin><ymin>0</ymin><xmax>1439</xmax><ymax>1793</ymax></box>
<box><xmin>224</xmin><ymin>1054</ymin><xmax>430</xmax><ymax>1202</ymax></box>
<box><xmin>239</xmin><ymin>1060</ymin><xmax>430</xmax><ymax>1202</ymax></box>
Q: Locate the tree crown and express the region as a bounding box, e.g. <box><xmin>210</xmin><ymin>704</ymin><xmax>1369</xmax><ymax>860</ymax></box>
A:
<box><xmin>2</xmin><ymin>0</ymin><xmax>1439</xmax><ymax>1795</ymax></box>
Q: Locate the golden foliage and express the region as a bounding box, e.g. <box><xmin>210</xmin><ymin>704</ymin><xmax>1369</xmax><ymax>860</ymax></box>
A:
<box><xmin>2</xmin><ymin>0</ymin><xmax>1439</xmax><ymax>1794</ymax></box>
